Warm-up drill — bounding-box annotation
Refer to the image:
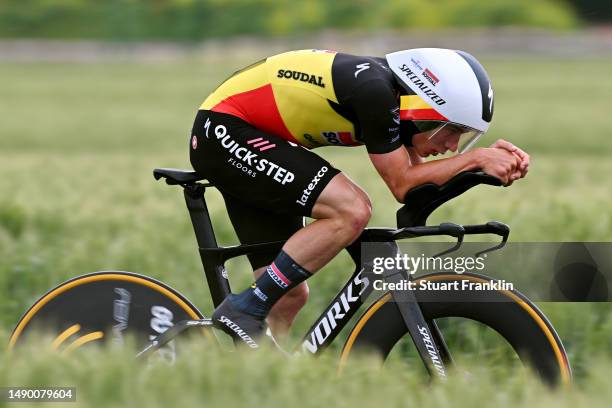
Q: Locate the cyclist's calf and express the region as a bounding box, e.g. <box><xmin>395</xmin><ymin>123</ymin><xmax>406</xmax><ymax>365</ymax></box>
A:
<box><xmin>268</xmin><ymin>282</ymin><xmax>309</xmax><ymax>336</ymax></box>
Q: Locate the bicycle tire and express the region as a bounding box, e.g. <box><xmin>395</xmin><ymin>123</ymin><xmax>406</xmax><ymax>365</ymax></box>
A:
<box><xmin>8</xmin><ymin>271</ymin><xmax>208</xmax><ymax>359</ymax></box>
<box><xmin>340</xmin><ymin>272</ymin><xmax>571</xmax><ymax>386</ymax></box>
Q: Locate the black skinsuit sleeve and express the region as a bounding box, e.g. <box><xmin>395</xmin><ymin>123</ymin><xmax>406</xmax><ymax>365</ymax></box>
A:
<box><xmin>348</xmin><ymin>79</ymin><xmax>403</xmax><ymax>154</ymax></box>
<box><xmin>331</xmin><ymin>54</ymin><xmax>403</xmax><ymax>154</ymax></box>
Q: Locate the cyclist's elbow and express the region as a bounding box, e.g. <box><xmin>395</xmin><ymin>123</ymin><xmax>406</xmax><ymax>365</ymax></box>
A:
<box><xmin>390</xmin><ymin>184</ymin><xmax>408</xmax><ymax>204</ymax></box>
<box><xmin>393</xmin><ymin>189</ymin><xmax>405</xmax><ymax>204</ymax></box>
<box><xmin>385</xmin><ymin>174</ymin><xmax>414</xmax><ymax>204</ymax></box>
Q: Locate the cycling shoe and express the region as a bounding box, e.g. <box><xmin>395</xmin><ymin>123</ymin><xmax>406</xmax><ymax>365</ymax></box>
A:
<box><xmin>212</xmin><ymin>297</ymin><xmax>266</xmax><ymax>349</ymax></box>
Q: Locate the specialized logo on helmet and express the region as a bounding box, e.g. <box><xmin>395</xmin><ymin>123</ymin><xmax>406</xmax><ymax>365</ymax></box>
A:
<box><xmin>388</xmin><ymin>48</ymin><xmax>493</xmax><ymax>133</ymax></box>
<box><xmin>397</xmin><ymin>64</ymin><xmax>446</xmax><ymax>106</ymax></box>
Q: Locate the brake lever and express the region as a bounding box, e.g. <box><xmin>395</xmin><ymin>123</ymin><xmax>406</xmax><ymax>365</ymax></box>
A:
<box><xmin>372</xmin><ymin>222</ymin><xmax>465</xmax><ymax>259</ymax></box>
<box><xmin>432</xmin><ymin>223</ymin><xmax>465</xmax><ymax>258</ymax></box>
<box><xmin>464</xmin><ymin>221</ymin><xmax>510</xmax><ymax>257</ymax></box>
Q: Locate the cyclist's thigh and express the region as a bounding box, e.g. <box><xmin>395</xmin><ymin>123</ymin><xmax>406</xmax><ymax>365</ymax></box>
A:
<box><xmin>190</xmin><ymin>110</ymin><xmax>340</xmax><ymax>216</ymax></box>
<box><xmin>222</xmin><ymin>193</ymin><xmax>304</xmax><ymax>269</ymax></box>
<box><xmin>310</xmin><ymin>173</ymin><xmax>372</xmax><ymax>220</ymax></box>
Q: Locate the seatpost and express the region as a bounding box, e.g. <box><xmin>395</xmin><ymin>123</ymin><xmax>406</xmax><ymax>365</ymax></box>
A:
<box><xmin>183</xmin><ymin>182</ymin><xmax>231</xmax><ymax>306</ymax></box>
<box><xmin>183</xmin><ymin>183</ymin><xmax>218</xmax><ymax>249</ymax></box>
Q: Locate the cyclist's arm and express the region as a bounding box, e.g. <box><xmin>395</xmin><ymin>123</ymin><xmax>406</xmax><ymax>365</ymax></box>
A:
<box><xmin>369</xmin><ymin>147</ymin><xmax>480</xmax><ymax>203</ymax></box>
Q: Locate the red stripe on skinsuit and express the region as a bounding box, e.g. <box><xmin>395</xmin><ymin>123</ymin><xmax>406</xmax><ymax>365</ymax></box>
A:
<box><xmin>211</xmin><ymin>84</ymin><xmax>299</xmax><ymax>144</ymax></box>
<box><xmin>338</xmin><ymin>131</ymin><xmax>359</xmax><ymax>146</ymax></box>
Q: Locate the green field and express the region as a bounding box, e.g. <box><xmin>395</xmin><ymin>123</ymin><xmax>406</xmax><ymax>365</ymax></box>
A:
<box><xmin>1</xmin><ymin>57</ymin><xmax>612</xmax><ymax>407</ymax></box>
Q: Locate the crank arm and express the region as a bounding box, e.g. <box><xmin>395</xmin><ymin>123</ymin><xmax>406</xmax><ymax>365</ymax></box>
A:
<box><xmin>136</xmin><ymin>318</ymin><xmax>213</xmax><ymax>359</ymax></box>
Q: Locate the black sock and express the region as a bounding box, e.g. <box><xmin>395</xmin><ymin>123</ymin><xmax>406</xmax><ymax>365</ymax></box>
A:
<box><xmin>230</xmin><ymin>250</ymin><xmax>312</xmax><ymax>318</ymax></box>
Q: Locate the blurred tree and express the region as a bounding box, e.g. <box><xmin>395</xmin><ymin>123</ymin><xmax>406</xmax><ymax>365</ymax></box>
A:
<box><xmin>0</xmin><ymin>0</ymin><xmax>581</xmax><ymax>40</ymax></box>
<box><xmin>566</xmin><ymin>0</ymin><xmax>612</xmax><ymax>23</ymax></box>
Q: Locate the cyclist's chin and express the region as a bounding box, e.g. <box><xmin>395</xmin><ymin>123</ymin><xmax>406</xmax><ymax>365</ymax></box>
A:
<box><xmin>418</xmin><ymin>149</ymin><xmax>441</xmax><ymax>158</ymax></box>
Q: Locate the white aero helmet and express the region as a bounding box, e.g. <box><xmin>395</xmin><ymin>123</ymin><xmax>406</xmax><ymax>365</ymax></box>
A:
<box><xmin>386</xmin><ymin>48</ymin><xmax>494</xmax><ymax>154</ymax></box>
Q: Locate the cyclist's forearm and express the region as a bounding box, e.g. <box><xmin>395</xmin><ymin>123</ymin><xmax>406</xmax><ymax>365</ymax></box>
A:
<box><xmin>399</xmin><ymin>150</ymin><xmax>480</xmax><ymax>200</ymax></box>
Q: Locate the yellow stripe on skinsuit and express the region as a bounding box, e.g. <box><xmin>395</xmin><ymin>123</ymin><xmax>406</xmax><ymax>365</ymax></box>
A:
<box><xmin>200</xmin><ymin>59</ymin><xmax>269</xmax><ymax>110</ymax></box>
<box><xmin>267</xmin><ymin>50</ymin><xmax>356</xmax><ymax>147</ymax></box>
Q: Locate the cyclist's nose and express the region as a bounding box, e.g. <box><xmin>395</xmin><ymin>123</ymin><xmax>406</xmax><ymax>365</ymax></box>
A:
<box><xmin>445</xmin><ymin>134</ymin><xmax>460</xmax><ymax>152</ymax></box>
<box><xmin>445</xmin><ymin>139</ymin><xmax>458</xmax><ymax>152</ymax></box>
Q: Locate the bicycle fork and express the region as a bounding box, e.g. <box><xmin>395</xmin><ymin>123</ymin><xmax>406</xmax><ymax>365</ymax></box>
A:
<box><xmin>382</xmin><ymin>243</ymin><xmax>452</xmax><ymax>380</ymax></box>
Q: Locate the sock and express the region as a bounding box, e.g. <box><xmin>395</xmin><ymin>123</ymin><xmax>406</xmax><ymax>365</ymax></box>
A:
<box><xmin>230</xmin><ymin>250</ymin><xmax>312</xmax><ymax>318</ymax></box>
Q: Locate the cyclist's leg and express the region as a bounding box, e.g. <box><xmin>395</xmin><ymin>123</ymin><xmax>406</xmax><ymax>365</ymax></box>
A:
<box><xmin>281</xmin><ymin>172</ymin><xmax>372</xmax><ymax>272</ymax></box>
<box><xmin>221</xmin><ymin>176</ymin><xmax>373</xmax><ymax>335</ymax></box>
<box><xmin>190</xmin><ymin>110</ymin><xmax>370</xmax><ymax>345</ymax></box>
<box><xmin>222</xmin><ymin>194</ymin><xmax>309</xmax><ymax>338</ymax></box>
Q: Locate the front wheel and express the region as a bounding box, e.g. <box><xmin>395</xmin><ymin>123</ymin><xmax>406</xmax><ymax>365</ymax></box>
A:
<box><xmin>9</xmin><ymin>271</ymin><xmax>209</xmax><ymax>361</ymax></box>
<box><xmin>340</xmin><ymin>272</ymin><xmax>572</xmax><ymax>386</ymax></box>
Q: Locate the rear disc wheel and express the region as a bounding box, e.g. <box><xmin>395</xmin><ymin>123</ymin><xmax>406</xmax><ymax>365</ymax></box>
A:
<box><xmin>9</xmin><ymin>271</ymin><xmax>210</xmax><ymax>361</ymax></box>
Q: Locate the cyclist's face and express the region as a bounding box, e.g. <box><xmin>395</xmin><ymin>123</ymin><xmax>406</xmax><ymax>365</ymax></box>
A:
<box><xmin>411</xmin><ymin>125</ymin><xmax>462</xmax><ymax>157</ymax></box>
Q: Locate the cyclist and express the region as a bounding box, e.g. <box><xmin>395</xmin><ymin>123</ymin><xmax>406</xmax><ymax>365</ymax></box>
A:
<box><xmin>189</xmin><ymin>48</ymin><xmax>529</xmax><ymax>348</ymax></box>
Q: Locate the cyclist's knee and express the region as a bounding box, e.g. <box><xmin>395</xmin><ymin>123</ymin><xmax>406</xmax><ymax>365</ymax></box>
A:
<box><xmin>313</xmin><ymin>173</ymin><xmax>372</xmax><ymax>241</ymax></box>
<box><xmin>338</xmin><ymin>196</ymin><xmax>371</xmax><ymax>241</ymax></box>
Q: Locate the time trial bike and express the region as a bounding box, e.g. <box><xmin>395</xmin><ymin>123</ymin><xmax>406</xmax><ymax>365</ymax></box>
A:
<box><xmin>8</xmin><ymin>169</ymin><xmax>572</xmax><ymax>386</ymax></box>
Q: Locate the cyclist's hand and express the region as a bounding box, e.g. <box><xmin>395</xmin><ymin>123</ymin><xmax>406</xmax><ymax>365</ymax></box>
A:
<box><xmin>472</xmin><ymin>147</ymin><xmax>521</xmax><ymax>186</ymax></box>
<box><xmin>490</xmin><ymin>139</ymin><xmax>530</xmax><ymax>179</ymax></box>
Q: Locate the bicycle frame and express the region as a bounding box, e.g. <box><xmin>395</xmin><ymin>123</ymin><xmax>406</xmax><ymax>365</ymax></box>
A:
<box><xmin>183</xmin><ymin>181</ymin><xmax>376</xmax><ymax>355</ymax></box>
<box><xmin>141</xmin><ymin>169</ymin><xmax>507</xmax><ymax>379</ymax></box>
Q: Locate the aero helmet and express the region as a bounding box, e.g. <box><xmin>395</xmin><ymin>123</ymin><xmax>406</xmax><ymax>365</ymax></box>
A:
<box><xmin>386</xmin><ymin>48</ymin><xmax>494</xmax><ymax>153</ymax></box>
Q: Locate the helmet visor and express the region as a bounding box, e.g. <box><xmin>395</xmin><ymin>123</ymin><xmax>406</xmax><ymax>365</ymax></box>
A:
<box><xmin>414</xmin><ymin>121</ymin><xmax>484</xmax><ymax>155</ymax></box>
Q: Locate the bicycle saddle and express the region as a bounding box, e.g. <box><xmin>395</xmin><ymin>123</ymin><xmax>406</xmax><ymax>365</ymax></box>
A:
<box><xmin>153</xmin><ymin>168</ymin><xmax>208</xmax><ymax>185</ymax></box>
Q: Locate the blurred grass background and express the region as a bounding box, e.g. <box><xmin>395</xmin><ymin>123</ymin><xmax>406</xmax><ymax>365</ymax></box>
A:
<box><xmin>1</xmin><ymin>0</ymin><xmax>612</xmax><ymax>407</ymax></box>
